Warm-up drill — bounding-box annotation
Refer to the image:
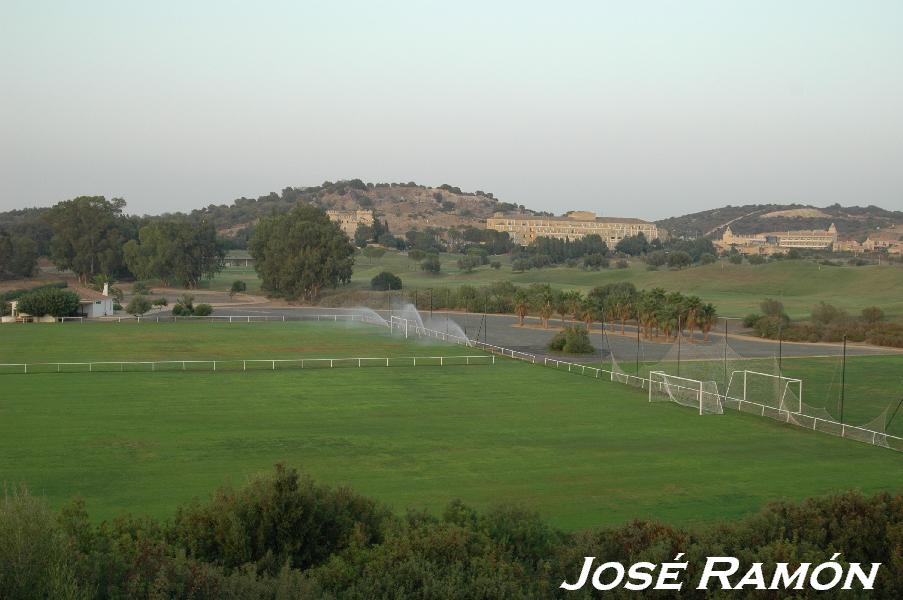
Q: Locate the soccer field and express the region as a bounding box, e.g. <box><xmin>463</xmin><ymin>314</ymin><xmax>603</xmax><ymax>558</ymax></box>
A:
<box><xmin>1</xmin><ymin>321</ymin><xmax>900</xmax><ymax>531</ymax></box>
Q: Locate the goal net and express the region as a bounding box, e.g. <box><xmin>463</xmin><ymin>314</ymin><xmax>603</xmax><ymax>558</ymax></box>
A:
<box><xmin>723</xmin><ymin>370</ymin><xmax>803</xmax><ymax>415</ymax></box>
<box><xmin>648</xmin><ymin>371</ymin><xmax>723</xmax><ymax>415</ymax></box>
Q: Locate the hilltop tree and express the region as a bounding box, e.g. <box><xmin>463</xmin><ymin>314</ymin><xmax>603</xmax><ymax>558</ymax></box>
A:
<box><xmin>45</xmin><ymin>196</ymin><xmax>131</xmax><ymax>283</ymax></box>
<box><xmin>249</xmin><ymin>205</ymin><xmax>355</xmax><ymax>300</ymax></box>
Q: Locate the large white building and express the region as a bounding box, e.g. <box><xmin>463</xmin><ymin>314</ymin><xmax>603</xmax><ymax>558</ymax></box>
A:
<box><xmin>485</xmin><ymin>211</ymin><xmax>660</xmax><ymax>246</ymax></box>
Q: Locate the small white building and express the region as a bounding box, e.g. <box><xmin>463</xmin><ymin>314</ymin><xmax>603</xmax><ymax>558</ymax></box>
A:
<box><xmin>76</xmin><ymin>285</ymin><xmax>115</xmax><ymax>318</ymax></box>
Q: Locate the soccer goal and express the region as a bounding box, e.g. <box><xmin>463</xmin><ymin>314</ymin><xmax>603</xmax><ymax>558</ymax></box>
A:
<box><xmin>724</xmin><ymin>370</ymin><xmax>803</xmax><ymax>414</ymax></box>
<box><xmin>648</xmin><ymin>371</ymin><xmax>723</xmax><ymax>415</ymax></box>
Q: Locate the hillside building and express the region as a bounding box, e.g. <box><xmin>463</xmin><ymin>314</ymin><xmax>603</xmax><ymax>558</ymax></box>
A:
<box><xmin>863</xmin><ymin>228</ymin><xmax>903</xmax><ymax>255</ymax></box>
<box><xmin>715</xmin><ymin>224</ymin><xmax>839</xmax><ymax>255</ymax></box>
<box><xmin>326</xmin><ymin>209</ymin><xmax>375</xmax><ymax>238</ymax></box>
<box><xmin>485</xmin><ymin>211</ymin><xmax>660</xmax><ymax>246</ymax></box>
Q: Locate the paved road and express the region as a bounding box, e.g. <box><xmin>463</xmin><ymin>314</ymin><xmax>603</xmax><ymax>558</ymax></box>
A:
<box><xmin>211</xmin><ymin>306</ymin><xmax>896</xmax><ymax>365</ymax></box>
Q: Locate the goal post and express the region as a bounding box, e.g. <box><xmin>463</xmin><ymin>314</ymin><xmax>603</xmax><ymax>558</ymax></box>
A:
<box><xmin>725</xmin><ymin>370</ymin><xmax>803</xmax><ymax>414</ymax></box>
<box><xmin>648</xmin><ymin>371</ymin><xmax>723</xmax><ymax>415</ymax></box>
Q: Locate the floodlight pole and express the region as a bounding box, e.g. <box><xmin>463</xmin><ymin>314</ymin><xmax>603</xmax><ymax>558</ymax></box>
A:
<box><xmin>723</xmin><ymin>318</ymin><xmax>728</xmax><ymax>389</ymax></box>
<box><xmin>635</xmin><ymin>318</ymin><xmax>640</xmax><ymax>376</ymax></box>
<box><xmin>840</xmin><ymin>335</ymin><xmax>847</xmax><ymax>425</ymax></box>
<box><xmin>778</xmin><ymin>322</ymin><xmax>783</xmax><ymax>375</ymax></box>
<box><xmin>886</xmin><ymin>397</ymin><xmax>903</xmax><ymax>432</ymax></box>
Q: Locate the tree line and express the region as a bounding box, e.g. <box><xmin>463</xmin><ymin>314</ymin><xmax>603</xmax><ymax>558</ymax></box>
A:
<box><xmin>0</xmin><ymin>196</ymin><xmax>225</xmax><ymax>287</ymax></box>
<box><xmin>404</xmin><ymin>282</ymin><xmax>717</xmax><ymax>340</ymax></box>
<box><xmin>1</xmin><ymin>465</ymin><xmax>900</xmax><ymax>599</ymax></box>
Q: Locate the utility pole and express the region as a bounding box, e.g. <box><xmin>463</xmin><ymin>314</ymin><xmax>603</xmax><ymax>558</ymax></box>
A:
<box><xmin>840</xmin><ymin>335</ymin><xmax>847</xmax><ymax>425</ymax></box>
<box><xmin>635</xmin><ymin>318</ymin><xmax>641</xmax><ymax>376</ymax></box>
<box><xmin>887</xmin><ymin>397</ymin><xmax>903</xmax><ymax>433</ymax></box>
<box><xmin>723</xmin><ymin>318</ymin><xmax>728</xmax><ymax>390</ymax></box>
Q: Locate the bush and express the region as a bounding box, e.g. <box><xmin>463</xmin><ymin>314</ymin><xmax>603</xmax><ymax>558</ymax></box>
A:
<box><xmin>742</xmin><ymin>313</ymin><xmax>762</xmax><ymax>328</ymax></box>
<box><xmin>699</xmin><ymin>253</ymin><xmax>716</xmax><ymax>265</ymax></box>
<box><xmin>583</xmin><ymin>254</ymin><xmax>609</xmax><ymax>270</ymax></box>
<box><xmin>747</xmin><ymin>254</ymin><xmax>766</xmax><ymax>265</ymax></box>
<box><xmin>193</xmin><ymin>303</ymin><xmax>213</xmax><ymax>316</ymax></box>
<box><xmin>171</xmin><ymin>303</ymin><xmax>188</xmax><ymax>316</ymax></box>
<box><xmin>729</xmin><ymin>252</ymin><xmax>743</xmax><ymax>264</ymax></box>
<box><xmin>132</xmin><ymin>281</ymin><xmax>151</xmax><ymax>295</ymax></box>
<box><xmin>456</xmin><ymin>255</ymin><xmax>482</xmax><ymax>273</ymax></box>
<box><xmin>615</xmin><ymin>259</ymin><xmax>629</xmax><ymax>269</ymax></box>
<box><xmin>547</xmin><ymin>326</ymin><xmax>596</xmax><ymax>354</ymax></box>
<box><xmin>16</xmin><ymin>288</ymin><xmax>80</xmax><ymax>317</ymax></box>
<box><xmin>112</xmin><ymin>302</ymin><xmax>123</xmax><ymax>311</ymax></box>
<box><xmin>666</xmin><ymin>251</ymin><xmax>692</xmax><ymax>269</ymax></box>
<box><xmin>229</xmin><ymin>280</ymin><xmax>247</xmax><ymax>298</ymax></box>
<box><xmin>370</xmin><ymin>271</ymin><xmax>402</xmax><ymax>291</ymax></box>
<box><xmin>420</xmin><ymin>256</ymin><xmax>441</xmax><ymax>273</ymax></box>
<box><xmin>125</xmin><ymin>295</ymin><xmax>151</xmax><ymax>316</ymax></box>
<box><xmin>862</xmin><ymin>306</ymin><xmax>885</xmax><ymax>324</ymax></box>
<box><xmin>490</xmin><ymin>261</ymin><xmax>501</xmax><ymax>270</ymax></box>
<box><xmin>511</xmin><ymin>258</ymin><xmax>531</xmax><ymax>272</ymax></box>
<box><xmin>152</xmin><ymin>297</ymin><xmax>168</xmax><ymax>307</ymax></box>
<box><xmin>645</xmin><ymin>250</ymin><xmax>667</xmax><ymax>267</ymax></box>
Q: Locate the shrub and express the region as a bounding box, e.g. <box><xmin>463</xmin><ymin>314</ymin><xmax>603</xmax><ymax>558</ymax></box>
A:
<box><xmin>193</xmin><ymin>303</ymin><xmax>213</xmax><ymax>316</ymax></box>
<box><xmin>645</xmin><ymin>250</ymin><xmax>667</xmax><ymax>267</ymax></box>
<box><xmin>456</xmin><ymin>255</ymin><xmax>481</xmax><ymax>273</ymax></box>
<box><xmin>490</xmin><ymin>261</ymin><xmax>501</xmax><ymax>270</ymax></box>
<box><xmin>615</xmin><ymin>259</ymin><xmax>629</xmax><ymax>269</ymax></box>
<box><xmin>125</xmin><ymin>295</ymin><xmax>151</xmax><ymax>316</ymax></box>
<box><xmin>229</xmin><ymin>280</ymin><xmax>247</xmax><ymax>298</ymax></box>
<box><xmin>729</xmin><ymin>252</ymin><xmax>743</xmax><ymax>264</ymax></box>
<box><xmin>370</xmin><ymin>271</ymin><xmax>402</xmax><ymax>291</ymax></box>
<box><xmin>583</xmin><ymin>254</ymin><xmax>609</xmax><ymax>270</ymax></box>
<box><xmin>511</xmin><ymin>258</ymin><xmax>531</xmax><ymax>272</ymax></box>
<box><xmin>747</xmin><ymin>254</ymin><xmax>766</xmax><ymax>265</ymax></box>
<box><xmin>811</xmin><ymin>302</ymin><xmax>847</xmax><ymax>326</ymax></box>
<box><xmin>699</xmin><ymin>253</ymin><xmax>716</xmax><ymax>265</ymax></box>
<box><xmin>132</xmin><ymin>281</ymin><xmax>151</xmax><ymax>295</ymax></box>
<box><xmin>16</xmin><ymin>288</ymin><xmax>80</xmax><ymax>317</ymax></box>
<box><xmin>666</xmin><ymin>251</ymin><xmax>692</xmax><ymax>269</ymax></box>
<box><xmin>742</xmin><ymin>313</ymin><xmax>762</xmax><ymax>328</ymax></box>
<box><xmin>152</xmin><ymin>297</ymin><xmax>168</xmax><ymax>307</ymax></box>
<box><xmin>112</xmin><ymin>302</ymin><xmax>123</xmax><ymax>311</ymax></box>
<box><xmin>420</xmin><ymin>256</ymin><xmax>441</xmax><ymax>273</ymax></box>
<box><xmin>861</xmin><ymin>306</ymin><xmax>885</xmax><ymax>324</ymax></box>
<box><xmin>547</xmin><ymin>326</ymin><xmax>596</xmax><ymax>354</ymax></box>
<box><xmin>171</xmin><ymin>303</ymin><xmax>188</xmax><ymax>316</ymax></box>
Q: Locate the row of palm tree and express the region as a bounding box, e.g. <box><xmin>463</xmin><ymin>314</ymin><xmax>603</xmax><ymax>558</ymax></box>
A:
<box><xmin>512</xmin><ymin>283</ymin><xmax>718</xmax><ymax>342</ymax></box>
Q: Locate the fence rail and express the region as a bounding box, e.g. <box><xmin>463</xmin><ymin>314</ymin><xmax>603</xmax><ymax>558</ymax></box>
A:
<box><xmin>388</xmin><ymin>316</ymin><xmax>903</xmax><ymax>452</ymax></box>
<box><xmin>0</xmin><ymin>355</ymin><xmax>494</xmax><ymax>375</ymax></box>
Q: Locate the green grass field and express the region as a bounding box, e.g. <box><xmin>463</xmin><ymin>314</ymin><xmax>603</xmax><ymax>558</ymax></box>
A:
<box><xmin>207</xmin><ymin>251</ymin><xmax>903</xmax><ymax>320</ymax></box>
<box><xmin>1</xmin><ymin>321</ymin><xmax>900</xmax><ymax>531</ymax></box>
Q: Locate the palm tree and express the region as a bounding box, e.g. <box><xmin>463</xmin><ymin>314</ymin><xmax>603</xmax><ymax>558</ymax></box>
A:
<box><xmin>566</xmin><ymin>290</ymin><xmax>584</xmax><ymax>323</ymax></box>
<box><xmin>581</xmin><ymin>297</ymin><xmax>604</xmax><ymax>332</ymax></box>
<box><xmin>553</xmin><ymin>290</ymin><xmax>569</xmax><ymax>326</ymax></box>
<box><xmin>539</xmin><ymin>301</ymin><xmax>554</xmax><ymax>329</ymax></box>
<box><xmin>683</xmin><ymin>295</ymin><xmax>702</xmax><ymax>342</ymax></box>
<box><xmin>699</xmin><ymin>303</ymin><xmax>718</xmax><ymax>341</ymax></box>
<box><xmin>513</xmin><ymin>290</ymin><xmax>529</xmax><ymax>326</ymax></box>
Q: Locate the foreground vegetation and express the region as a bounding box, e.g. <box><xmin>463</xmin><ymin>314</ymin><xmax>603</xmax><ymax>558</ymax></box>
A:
<box><xmin>2</xmin><ymin>466</ymin><xmax>901</xmax><ymax>599</ymax></box>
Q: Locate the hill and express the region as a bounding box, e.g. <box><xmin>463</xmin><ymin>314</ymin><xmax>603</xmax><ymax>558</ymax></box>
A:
<box><xmin>657</xmin><ymin>203</ymin><xmax>903</xmax><ymax>240</ymax></box>
<box><xmin>186</xmin><ymin>180</ymin><xmax>547</xmax><ymax>242</ymax></box>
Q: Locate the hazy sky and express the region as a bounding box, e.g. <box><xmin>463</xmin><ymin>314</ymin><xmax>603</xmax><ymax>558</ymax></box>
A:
<box><xmin>2</xmin><ymin>1</ymin><xmax>901</xmax><ymax>219</ymax></box>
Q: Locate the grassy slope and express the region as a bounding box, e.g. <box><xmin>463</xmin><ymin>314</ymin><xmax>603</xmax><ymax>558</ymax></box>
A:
<box><xmin>1</xmin><ymin>322</ymin><xmax>900</xmax><ymax>530</ymax></box>
<box><xmin>207</xmin><ymin>253</ymin><xmax>903</xmax><ymax>320</ymax></box>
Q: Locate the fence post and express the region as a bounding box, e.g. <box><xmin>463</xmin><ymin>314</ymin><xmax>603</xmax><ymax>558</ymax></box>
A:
<box><xmin>272</xmin><ymin>360</ymin><xmax>275</xmax><ymax>370</ymax></box>
<box><xmin>243</xmin><ymin>360</ymin><xmax>246</xmax><ymax>371</ymax></box>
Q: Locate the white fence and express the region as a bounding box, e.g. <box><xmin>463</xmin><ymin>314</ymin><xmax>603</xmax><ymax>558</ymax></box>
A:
<box><xmin>0</xmin><ymin>354</ymin><xmax>494</xmax><ymax>375</ymax></box>
<box><xmin>388</xmin><ymin>317</ymin><xmax>903</xmax><ymax>452</ymax></box>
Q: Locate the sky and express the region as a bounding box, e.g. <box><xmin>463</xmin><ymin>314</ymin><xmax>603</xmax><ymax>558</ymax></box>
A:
<box><xmin>1</xmin><ymin>1</ymin><xmax>902</xmax><ymax>220</ymax></box>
